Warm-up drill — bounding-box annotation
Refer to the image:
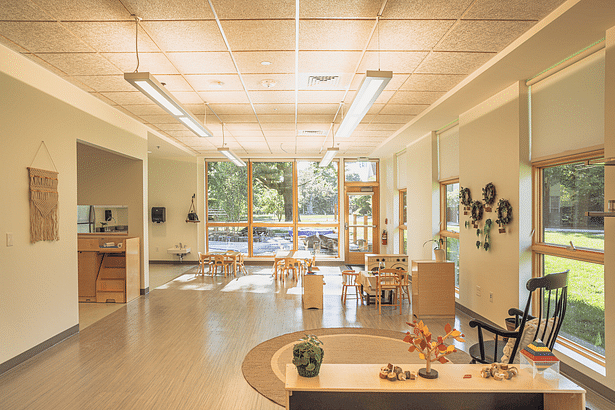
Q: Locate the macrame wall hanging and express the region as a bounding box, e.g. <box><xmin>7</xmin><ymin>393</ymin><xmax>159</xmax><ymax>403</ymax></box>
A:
<box><xmin>28</xmin><ymin>141</ymin><xmax>59</xmax><ymax>243</ymax></box>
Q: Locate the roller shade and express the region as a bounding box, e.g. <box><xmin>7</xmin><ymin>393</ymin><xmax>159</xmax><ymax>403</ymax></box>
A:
<box><xmin>396</xmin><ymin>151</ymin><xmax>407</xmax><ymax>189</ymax></box>
<box><xmin>531</xmin><ymin>50</ymin><xmax>604</xmax><ymax>159</ymax></box>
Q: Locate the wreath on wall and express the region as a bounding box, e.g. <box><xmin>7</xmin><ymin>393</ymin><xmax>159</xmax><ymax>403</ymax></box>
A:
<box><xmin>482</xmin><ymin>183</ymin><xmax>496</xmax><ymax>206</ymax></box>
<box><xmin>496</xmin><ymin>198</ymin><xmax>513</xmax><ymax>227</ymax></box>
<box><xmin>460</xmin><ymin>187</ymin><xmax>472</xmax><ymax>207</ymax></box>
<box><xmin>470</xmin><ymin>200</ymin><xmax>484</xmax><ymax>222</ymax></box>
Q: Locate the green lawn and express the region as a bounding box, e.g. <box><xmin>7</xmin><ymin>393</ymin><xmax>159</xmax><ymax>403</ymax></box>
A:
<box><xmin>543</xmin><ymin>231</ymin><xmax>604</xmax><ymax>353</ymax></box>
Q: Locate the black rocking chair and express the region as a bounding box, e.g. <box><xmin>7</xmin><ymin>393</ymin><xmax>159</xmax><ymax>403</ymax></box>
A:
<box><xmin>468</xmin><ymin>270</ymin><xmax>568</xmax><ymax>364</ymax></box>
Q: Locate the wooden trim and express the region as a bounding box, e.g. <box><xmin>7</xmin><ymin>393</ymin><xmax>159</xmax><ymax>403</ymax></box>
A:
<box><xmin>557</xmin><ymin>338</ymin><xmax>606</xmax><ymax>367</ymax></box>
<box><xmin>247</xmin><ymin>161</ymin><xmax>254</xmax><ymax>256</ymax></box>
<box><xmin>439</xmin><ymin>230</ymin><xmax>459</xmax><ymax>239</ymax></box>
<box><xmin>532</xmin><ymin>244</ymin><xmax>604</xmax><ymax>264</ymax></box>
<box><xmin>532</xmin><ymin>148</ymin><xmax>604</xmax><ymax>167</ymax></box>
<box><xmin>439</xmin><ymin>176</ymin><xmax>459</xmax><ymax>185</ymax></box>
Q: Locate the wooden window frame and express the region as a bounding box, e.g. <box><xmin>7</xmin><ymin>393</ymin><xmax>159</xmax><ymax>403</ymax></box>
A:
<box><xmin>439</xmin><ymin>178</ymin><xmax>460</xmax><ymax>295</ymax></box>
<box><xmin>399</xmin><ymin>189</ymin><xmax>407</xmax><ymax>253</ymax></box>
<box><xmin>532</xmin><ymin>150</ymin><xmax>605</xmax><ymax>367</ymax></box>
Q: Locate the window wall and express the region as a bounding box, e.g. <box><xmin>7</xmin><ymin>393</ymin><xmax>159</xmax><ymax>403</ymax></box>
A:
<box><xmin>533</xmin><ymin>152</ymin><xmax>605</xmax><ymax>364</ymax></box>
<box><xmin>206</xmin><ymin>159</ymin><xmax>339</xmax><ymax>258</ymax></box>
<box><xmin>399</xmin><ymin>189</ymin><xmax>407</xmax><ymax>254</ymax></box>
<box><xmin>440</xmin><ymin>180</ymin><xmax>460</xmax><ymax>288</ymax></box>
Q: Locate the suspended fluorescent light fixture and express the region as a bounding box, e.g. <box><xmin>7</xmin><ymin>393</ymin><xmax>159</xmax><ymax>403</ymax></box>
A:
<box><xmin>319</xmin><ymin>147</ymin><xmax>339</xmax><ymax>167</ymax></box>
<box><xmin>217</xmin><ymin>123</ymin><xmax>246</xmax><ymax>167</ymax></box>
<box><xmin>124</xmin><ymin>72</ymin><xmax>213</xmax><ymax>138</ymax></box>
<box><xmin>336</xmin><ymin>70</ymin><xmax>392</xmax><ymax>138</ymax></box>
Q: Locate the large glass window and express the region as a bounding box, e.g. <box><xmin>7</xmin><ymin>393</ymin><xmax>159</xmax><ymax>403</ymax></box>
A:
<box><xmin>252</xmin><ymin>227</ymin><xmax>293</xmax><ymax>256</ymax></box>
<box><xmin>345</xmin><ymin>160</ymin><xmax>377</xmax><ymax>182</ymax></box>
<box><xmin>298</xmin><ymin>161</ymin><xmax>338</xmax><ymax>223</ymax></box>
<box><xmin>207</xmin><ymin>226</ymin><xmax>248</xmax><ymax>253</ymax></box>
<box><xmin>440</xmin><ymin>180</ymin><xmax>460</xmax><ymax>291</ymax></box>
<box><xmin>207</xmin><ymin>162</ymin><xmax>248</xmax><ymax>222</ymax></box>
<box><xmin>252</xmin><ymin>162</ymin><xmax>294</xmax><ymax>223</ymax></box>
<box><xmin>542</xmin><ymin>162</ymin><xmax>604</xmax><ymax>250</ymax></box>
<box><xmin>399</xmin><ymin>189</ymin><xmax>407</xmax><ymax>254</ymax></box>
<box><xmin>534</xmin><ymin>154</ymin><xmax>605</xmax><ymax>360</ymax></box>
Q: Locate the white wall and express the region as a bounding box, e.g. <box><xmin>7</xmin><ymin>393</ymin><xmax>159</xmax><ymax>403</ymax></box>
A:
<box><xmin>148</xmin><ymin>157</ymin><xmax>203</xmax><ymax>262</ymax></box>
<box><xmin>0</xmin><ymin>44</ymin><xmax>148</xmax><ymax>366</ymax></box>
<box><xmin>379</xmin><ymin>156</ymin><xmax>396</xmax><ymax>254</ymax></box>
<box><xmin>458</xmin><ymin>81</ymin><xmax>531</xmax><ymax>326</ymax></box>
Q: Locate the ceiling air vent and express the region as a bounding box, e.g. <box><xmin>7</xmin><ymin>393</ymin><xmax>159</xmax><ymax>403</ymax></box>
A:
<box><xmin>306</xmin><ymin>75</ymin><xmax>340</xmax><ymax>88</ymax></box>
<box><xmin>298</xmin><ymin>130</ymin><xmax>326</xmax><ymax>136</ymax></box>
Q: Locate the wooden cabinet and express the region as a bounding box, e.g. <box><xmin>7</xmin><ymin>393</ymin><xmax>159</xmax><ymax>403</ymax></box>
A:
<box><xmin>411</xmin><ymin>260</ymin><xmax>455</xmax><ymax>318</ymax></box>
<box><xmin>78</xmin><ymin>235</ymin><xmax>140</xmax><ymax>304</ymax></box>
<box><xmin>302</xmin><ymin>274</ymin><xmax>323</xmax><ymax>309</ymax></box>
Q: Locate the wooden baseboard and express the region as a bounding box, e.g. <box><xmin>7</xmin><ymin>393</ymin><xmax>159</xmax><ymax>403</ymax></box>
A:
<box><xmin>0</xmin><ymin>324</ymin><xmax>79</xmax><ymax>376</ymax></box>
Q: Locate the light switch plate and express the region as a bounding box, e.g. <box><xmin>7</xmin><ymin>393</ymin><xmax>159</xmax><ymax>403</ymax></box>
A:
<box><xmin>6</xmin><ymin>232</ymin><xmax>14</xmax><ymax>247</ymax></box>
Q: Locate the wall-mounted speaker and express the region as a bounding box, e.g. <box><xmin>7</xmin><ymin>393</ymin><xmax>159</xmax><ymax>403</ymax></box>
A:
<box><xmin>152</xmin><ymin>207</ymin><xmax>166</xmax><ymax>223</ymax></box>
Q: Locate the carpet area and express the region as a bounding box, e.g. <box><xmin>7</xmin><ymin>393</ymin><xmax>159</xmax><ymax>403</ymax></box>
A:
<box><xmin>241</xmin><ymin>327</ymin><xmax>471</xmax><ymax>406</ymax></box>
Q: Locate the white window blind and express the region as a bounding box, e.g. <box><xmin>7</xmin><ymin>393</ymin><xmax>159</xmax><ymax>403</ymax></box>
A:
<box><xmin>439</xmin><ymin>124</ymin><xmax>459</xmax><ymax>180</ymax></box>
<box><xmin>531</xmin><ymin>50</ymin><xmax>604</xmax><ymax>159</ymax></box>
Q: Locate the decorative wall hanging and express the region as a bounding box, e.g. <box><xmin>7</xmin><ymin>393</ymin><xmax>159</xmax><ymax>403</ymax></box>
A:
<box><xmin>470</xmin><ymin>200</ymin><xmax>484</xmax><ymax>227</ymax></box>
<box><xmin>28</xmin><ymin>142</ymin><xmax>59</xmax><ymax>243</ymax></box>
<box><xmin>496</xmin><ymin>199</ymin><xmax>513</xmax><ymax>233</ymax></box>
<box><xmin>483</xmin><ymin>219</ymin><xmax>493</xmax><ymax>251</ymax></box>
<box><xmin>460</xmin><ymin>187</ymin><xmax>472</xmax><ymax>215</ymax></box>
<box><xmin>482</xmin><ymin>182</ymin><xmax>496</xmax><ymax>212</ymax></box>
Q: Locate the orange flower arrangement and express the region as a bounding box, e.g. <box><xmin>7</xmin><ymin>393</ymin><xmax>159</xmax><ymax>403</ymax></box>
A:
<box><xmin>403</xmin><ymin>320</ymin><xmax>465</xmax><ymax>379</ymax></box>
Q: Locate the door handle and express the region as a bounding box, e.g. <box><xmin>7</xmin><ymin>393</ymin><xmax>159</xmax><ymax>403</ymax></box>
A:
<box><xmin>344</xmin><ymin>222</ymin><xmax>348</xmax><ymax>230</ymax></box>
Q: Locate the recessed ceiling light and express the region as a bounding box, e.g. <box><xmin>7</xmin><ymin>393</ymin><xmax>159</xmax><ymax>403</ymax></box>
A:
<box><xmin>261</xmin><ymin>61</ymin><xmax>272</xmax><ymax>66</ymax></box>
<box><xmin>261</xmin><ymin>79</ymin><xmax>277</xmax><ymax>88</ymax></box>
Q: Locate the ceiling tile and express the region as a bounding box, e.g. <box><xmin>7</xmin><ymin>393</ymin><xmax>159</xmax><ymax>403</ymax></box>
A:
<box><xmin>214</xmin><ymin>0</ymin><xmax>296</xmax><ymax>19</ymax></box>
<box><xmin>208</xmin><ymin>103</ymin><xmax>254</xmax><ymax>115</ymax></box>
<box><xmin>0</xmin><ymin>22</ymin><xmax>92</xmax><ymax>52</ymax></box>
<box><xmin>124</xmin><ymin>104</ymin><xmax>168</xmax><ymax>116</ymax></box>
<box><xmin>249</xmin><ymin>90</ymin><xmax>295</xmax><ymax>104</ymax></box>
<box><xmin>435</xmin><ymin>20</ymin><xmax>537</xmax><ymax>52</ymax></box>
<box><xmin>0</xmin><ymin>2</ymin><xmax>54</xmax><ymax>20</ymax></box>
<box><xmin>185</xmin><ymin>74</ymin><xmax>244</xmax><ymax>91</ymax></box>
<box><xmin>263</xmin><ymin>130</ymin><xmax>294</xmax><ymax>137</ymax></box>
<box><xmin>233</xmin><ymin>51</ymin><xmax>295</xmax><ymax>74</ymax></box>
<box><xmin>102</xmin><ymin>52</ymin><xmax>179</xmax><ymax>74</ymax></box>
<box><xmin>253</xmin><ymin>104</ymin><xmax>295</xmax><ymax>114</ymax></box>
<box><xmin>367</xmin><ymin>123</ymin><xmax>405</xmax><ymax>131</ymax></box>
<box><xmin>260</xmin><ymin>123</ymin><xmax>295</xmax><ymax>131</ymax></box>
<box><xmin>371</xmin><ymin>114</ymin><xmax>415</xmax><ymax>124</ymax></box>
<box><xmin>298</xmin><ymin>90</ymin><xmax>345</xmax><ymax>104</ymax></box>
<box><xmin>299</xmin><ymin>51</ymin><xmax>362</xmax><ymax>73</ymax></box>
<box><xmin>299</xmin><ymin>20</ymin><xmax>374</xmax><ymax>51</ymax></box>
<box><xmin>72</xmin><ymin>75</ymin><xmax>135</xmax><ymax>92</ymax></box>
<box><xmin>151</xmin><ymin>75</ymin><xmax>195</xmax><ymax>92</ymax></box>
<box><xmin>297</xmin><ymin>104</ymin><xmax>339</xmax><ymax>115</ymax></box>
<box><xmin>415</xmin><ymin>51</ymin><xmax>495</xmax><ymax>74</ymax></box>
<box><xmin>464</xmin><ymin>0</ymin><xmax>567</xmax><ymax>20</ymax></box>
<box><xmin>141</xmin><ymin>21</ymin><xmax>227</xmax><ymax>52</ymax></box>
<box><xmin>379</xmin><ymin>104</ymin><xmax>429</xmax><ymax>115</ymax></box>
<box><xmin>300</xmin><ymin>0</ymin><xmax>381</xmax><ymax>18</ymax></box>
<box><xmin>257</xmin><ymin>114</ymin><xmax>295</xmax><ymax>123</ymax></box>
<box><xmin>357</xmin><ymin>51</ymin><xmax>428</xmax><ymax>74</ymax></box>
<box><xmin>30</xmin><ymin>0</ymin><xmax>129</xmax><ymax>20</ymax></box>
<box><xmin>400</xmin><ymin>74</ymin><xmax>466</xmax><ymax>91</ymax></box>
<box><xmin>242</xmin><ymin>73</ymin><xmax>295</xmax><ymax>91</ymax></box>
<box><xmin>63</xmin><ymin>22</ymin><xmax>159</xmax><ymax>53</ymax></box>
<box><xmin>224</xmin><ymin>123</ymin><xmax>262</xmax><ymax>132</ymax></box>
<box><xmin>199</xmin><ymin>90</ymin><xmax>250</xmax><ymax>104</ymax></box>
<box><xmin>155</xmin><ymin>122</ymin><xmax>189</xmax><ymax>131</ymax></box>
<box><xmin>217</xmin><ymin>114</ymin><xmax>259</xmax><ymax>123</ymax></box>
<box><xmin>297</xmin><ymin>114</ymin><xmax>334</xmax><ymax>123</ymax></box>
<box><xmin>140</xmin><ymin>115</ymin><xmax>182</xmax><ymax>124</ymax></box>
<box><xmin>172</xmin><ymin>91</ymin><xmax>204</xmax><ymax>105</ymax></box>
<box><xmin>382</xmin><ymin>0</ymin><xmax>475</xmax><ymax>19</ymax></box>
<box><xmin>367</xmin><ymin>20</ymin><xmax>455</xmax><ymax>51</ymax></box>
<box><xmin>387</xmin><ymin>91</ymin><xmax>445</xmax><ymax>105</ymax></box>
<box><xmin>36</xmin><ymin>52</ymin><xmax>122</xmax><ymax>75</ymax></box>
<box><xmin>167</xmin><ymin>52</ymin><xmax>237</xmax><ymax>74</ymax></box>
<box><xmin>120</xmin><ymin>0</ymin><xmax>215</xmax><ymax>20</ymax></box>
<box><xmin>222</xmin><ymin>20</ymin><xmax>295</xmax><ymax>51</ymax></box>
<box><xmin>101</xmin><ymin>91</ymin><xmax>157</xmax><ymax>105</ymax></box>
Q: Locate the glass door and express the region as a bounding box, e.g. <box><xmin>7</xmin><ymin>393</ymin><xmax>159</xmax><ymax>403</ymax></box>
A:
<box><xmin>345</xmin><ymin>190</ymin><xmax>378</xmax><ymax>265</ymax></box>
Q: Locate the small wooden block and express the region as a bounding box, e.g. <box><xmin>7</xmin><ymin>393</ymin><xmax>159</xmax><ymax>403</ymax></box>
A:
<box><xmin>463</xmin><ymin>374</ymin><xmax>472</xmax><ymax>379</ymax></box>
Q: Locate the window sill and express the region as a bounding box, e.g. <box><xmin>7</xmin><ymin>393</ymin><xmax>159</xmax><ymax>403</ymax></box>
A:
<box><xmin>555</xmin><ymin>342</ymin><xmax>606</xmax><ymax>377</ymax></box>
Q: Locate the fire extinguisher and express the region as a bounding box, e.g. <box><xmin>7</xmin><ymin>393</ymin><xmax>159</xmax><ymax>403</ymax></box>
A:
<box><xmin>381</xmin><ymin>229</ymin><xmax>388</xmax><ymax>245</ymax></box>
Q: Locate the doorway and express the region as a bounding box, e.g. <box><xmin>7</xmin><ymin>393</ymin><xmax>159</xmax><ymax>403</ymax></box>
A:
<box><xmin>344</xmin><ymin>188</ymin><xmax>379</xmax><ymax>265</ymax></box>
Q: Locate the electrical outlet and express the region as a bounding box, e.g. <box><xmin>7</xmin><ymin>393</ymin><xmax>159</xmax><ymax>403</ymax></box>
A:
<box><xmin>476</xmin><ymin>286</ymin><xmax>481</xmax><ymax>297</ymax></box>
<box><xmin>6</xmin><ymin>233</ymin><xmax>13</xmax><ymax>247</ymax></box>
<box><xmin>489</xmin><ymin>292</ymin><xmax>494</xmax><ymax>303</ymax></box>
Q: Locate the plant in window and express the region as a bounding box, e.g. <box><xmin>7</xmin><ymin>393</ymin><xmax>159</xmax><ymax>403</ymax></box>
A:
<box><xmin>423</xmin><ymin>238</ymin><xmax>445</xmax><ymax>262</ymax></box>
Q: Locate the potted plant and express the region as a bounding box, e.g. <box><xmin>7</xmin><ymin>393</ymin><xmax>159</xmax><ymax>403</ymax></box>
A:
<box><xmin>292</xmin><ymin>334</ymin><xmax>324</xmax><ymax>377</ymax></box>
<box><xmin>423</xmin><ymin>238</ymin><xmax>445</xmax><ymax>262</ymax></box>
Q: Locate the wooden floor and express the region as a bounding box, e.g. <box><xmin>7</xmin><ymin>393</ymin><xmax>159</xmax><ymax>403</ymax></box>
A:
<box><xmin>0</xmin><ymin>263</ymin><xmax>612</xmax><ymax>409</ymax></box>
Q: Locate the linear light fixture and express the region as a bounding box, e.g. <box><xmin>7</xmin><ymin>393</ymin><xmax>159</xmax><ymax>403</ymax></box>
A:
<box><xmin>124</xmin><ymin>72</ymin><xmax>213</xmax><ymax>138</ymax></box>
<box><xmin>218</xmin><ymin>147</ymin><xmax>246</xmax><ymax>167</ymax></box>
<box><xmin>319</xmin><ymin>147</ymin><xmax>339</xmax><ymax>167</ymax></box>
<box><xmin>336</xmin><ymin>70</ymin><xmax>392</xmax><ymax>138</ymax></box>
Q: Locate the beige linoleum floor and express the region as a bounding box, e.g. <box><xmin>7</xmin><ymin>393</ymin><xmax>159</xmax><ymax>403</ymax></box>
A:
<box><xmin>3</xmin><ymin>263</ymin><xmax>612</xmax><ymax>409</ymax></box>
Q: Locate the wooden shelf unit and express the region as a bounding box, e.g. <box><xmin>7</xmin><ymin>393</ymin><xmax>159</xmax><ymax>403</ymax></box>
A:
<box><xmin>78</xmin><ymin>235</ymin><xmax>140</xmax><ymax>304</ymax></box>
<box><xmin>411</xmin><ymin>260</ymin><xmax>455</xmax><ymax>318</ymax></box>
<box><xmin>302</xmin><ymin>274</ymin><xmax>324</xmax><ymax>309</ymax></box>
